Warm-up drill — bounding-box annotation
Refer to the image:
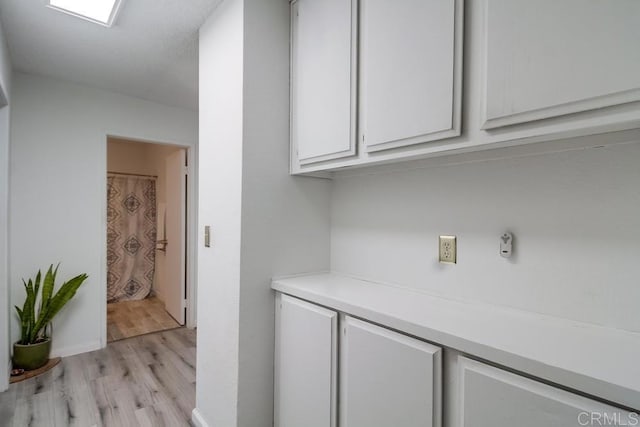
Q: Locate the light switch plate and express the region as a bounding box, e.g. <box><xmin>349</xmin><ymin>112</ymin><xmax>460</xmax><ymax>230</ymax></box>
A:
<box><xmin>439</xmin><ymin>235</ymin><xmax>456</xmax><ymax>264</ymax></box>
<box><xmin>204</xmin><ymin>226</ymin><xmax>211</xmax><ymax>247</ymax></box>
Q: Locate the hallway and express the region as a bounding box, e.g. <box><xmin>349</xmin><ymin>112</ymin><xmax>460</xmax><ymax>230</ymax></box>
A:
<box><xmin>0</xmin><ymin>328</ymin><xmax>196</xmax><ymax>426</ymax></box>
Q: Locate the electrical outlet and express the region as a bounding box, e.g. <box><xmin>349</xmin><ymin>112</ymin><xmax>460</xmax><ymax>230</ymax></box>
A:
<box><xmin>439</xmin><ymin>235</ymin><xmax>457</xmax><ymax>264</ymax></box>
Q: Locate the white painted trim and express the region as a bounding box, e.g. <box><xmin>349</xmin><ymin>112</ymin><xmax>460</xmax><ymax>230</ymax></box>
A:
<box><xmin>51</xmin><ymin>340</ymin><xmax>102</xmax><ymax>358</ymax></box>
<box><xmin>45</xmin><ymin>0</ymin><xmax>124</xmax><ymax>28</ymax></box>
<box><xmin>0</xmin><ymin>359</ymin><xmax>10</xmax><ymax>392</ymax></box>
<box><xmin>100</xmin><ymin>135</ymin><xmax>198</xmax><ymax>348</ymax></box>
<box><xmin>271</xmin><ymin>269</ymin><xmax>332</xmax><ymax>282</ymax></box>
<box><xmin>293</xmin><ymin>116</ymin><xmax>640</xmax><ymax>175</ymax></box>
<box><xmin>100</xmin><ymin>137</ymin><xmax>108</xmax><ymax>349</ymax></box>
<box><xmin>482</xmin><ymin>92</ymin><xmax>640</xmax><ymax>131</ymax></box>
<box><xmin>186</xmin><ymin>145</ymin><xmax>198</xmax><ymax>329</ymax></box>
<box><xmin>191</xmin><ymin>408</ymin><xmax>210</xmax><ymax>427</ymax></box>
<box><xmin>330</xmin><ymin>128</ymin><xmax>640</xmax><ymax>180</ymax></box>
<box><xmin>273</xmin><ymin>293</ymin><xmax>282</xmax><ymax>427</ymax></box>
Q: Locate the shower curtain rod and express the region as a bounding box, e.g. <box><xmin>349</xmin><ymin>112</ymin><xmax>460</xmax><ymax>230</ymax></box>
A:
<box><xmin>107</xmin><ymin>171</ymin><xmax>158</xmax><ymax>179</ymax></box>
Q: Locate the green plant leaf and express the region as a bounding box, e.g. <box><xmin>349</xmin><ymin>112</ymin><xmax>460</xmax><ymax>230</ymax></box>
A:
<box><xmin>17</xmin><ymin>265</ymin><xmax>87</xmax><ymax>344</ymax></box>
<box><xmin>40</xmin><ymin>264</ymin><xmax>58</xmax><ymax>316</ymax></box>
<box><xmin>21</xmin><ymin>279</ymin><xmax>36</xmax><ymax>344</ymax></box>
<box><xmin>33</xmin><ymin>270</ymin><xmax>42</xmax><ymax>308</ymax></box>
<box><xmin>15</xmin><ymin>306</ymin><xmax>27</xmax><ymax>344</ymax></box>
<box><xmin>19</xmin><ymin>282</ymin><xmax>28</xmax><ymax>343</ymax></box>
<box><xmin>31</xmin><ymin>273</ymin><xmax>88</xmax><ymax>341</ymax></box>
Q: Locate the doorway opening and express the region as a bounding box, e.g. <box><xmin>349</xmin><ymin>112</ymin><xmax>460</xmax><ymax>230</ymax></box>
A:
<box><xmin>106</xmin><ymin>137</ymin><xmax>189</xmax><ymax>342</ymax></box>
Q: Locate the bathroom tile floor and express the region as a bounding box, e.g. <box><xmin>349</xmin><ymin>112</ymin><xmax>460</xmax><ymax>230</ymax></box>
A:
<box><xmin>107</xmin><ymin>296</ymin><xmax>180</xmax><ymax>342</ymax></box>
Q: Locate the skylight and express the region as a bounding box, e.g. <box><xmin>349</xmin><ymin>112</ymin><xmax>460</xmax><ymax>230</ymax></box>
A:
<box><xmin>47</xmin><ymin>0</ymin><xmax>123</xmax><ymax>27</ymax></box>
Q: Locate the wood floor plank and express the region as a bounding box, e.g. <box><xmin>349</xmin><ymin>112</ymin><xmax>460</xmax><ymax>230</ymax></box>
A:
<box><xmin>0</xmin><ymin>385</ymin><xmax>17</xmax><ymax>426</ymax></box>
<box><xmin>13</xmin><ymin>390</ymin><xmax>55</xmax><ymax>427</ymax></box>
<box><xmin>152</xmin><ymin>398</ymin><xmax>191</xmax><ymax>427</ymax></box>
<box><xmin>147</xmin><ymin>334</ymin><xmax>196</xmax><ymax>383</ymax></box>
<box><xmin>91</xmin><ymin>375</ymin><xmax>133</xmax><ymax>426</ymax></box>
<box><xmin>52</xmin><ymin>379</ymin><xmax>101</xmax><ymax>427</ymax></box>
<box><xmin>134</xmin><ymin>406</ymin><xmax>164</xmax><ymax>427</ymax></box>
<box><xmin>0</xmin><ymin>328</ymin><xmax>196</xmax><ymax>427</ymax></box>
<box><xmin>147</xmin><ymin>361</ymin><xmax>195</xmax><ymax>419</ymax></box>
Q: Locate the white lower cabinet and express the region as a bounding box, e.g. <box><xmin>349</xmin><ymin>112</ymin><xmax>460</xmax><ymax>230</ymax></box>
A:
<box><xmin>275</xmin><ymin>295</ymin><xmax>442</xmax><ymax>427</ymax></box>
<box><xmin>275</xmin><ymin>294</ymin><xmax>338</xmax><ymax>427</ymax></box>
<box><xmin>458</xmin><ymin>356</ymin><xmax>635</xmax><ymax>427</ymax></box>
<box><xmin>274</xmin><ymin>293</ymin><xmax>634</xmax><ymax>427</ymax></box>
<box><xmin>340</xmin><ymin>315</ymin><xmax>442</xmax><ymax>427</ymax></box>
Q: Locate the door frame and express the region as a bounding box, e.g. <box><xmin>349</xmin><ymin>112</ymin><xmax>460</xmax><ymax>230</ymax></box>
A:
<box><xmin>100</xmin><ymin>134</ymin><xmax>198</xmax><ymax>348</ymax></box>
<box><xmin>0</xmin><ymin>87</ymin><xmax>9</xmax><ymax>393</ymax></box>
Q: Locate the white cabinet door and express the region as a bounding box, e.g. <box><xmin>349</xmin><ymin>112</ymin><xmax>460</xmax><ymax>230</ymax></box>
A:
<box><xmin>482</xmin><ymin>0</ymin><xmax>640</xmax><ymax>130</ymax></box>
<box><xmin>359</xmin><ymin>0</ymin><xmax>462</xmax><ymax>152</ymax></box>
<box><xmin>291</xmin><ymin>0</ymin><xmax>357</xmax><ymax>165</ymax></box>
<box><xmin>458</xmin><ymin>357</ymin><xmax>635</xmax><ymax>427</ymax></box>
<box><xmin>340</xmin><ymin>316</ymin><xmax>442</xmax><ymax>427</ymax></box>
<box><xmin>275</xmin><ymin>294</ymin><xmax>338</xmax><ymax>427</ymax></box>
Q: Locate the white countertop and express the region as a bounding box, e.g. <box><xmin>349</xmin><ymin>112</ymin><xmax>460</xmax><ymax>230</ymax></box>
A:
<box><xmin>272</xmin><ymin>272</ymin><xmax>640</xmax><ymax>410</ymax></box>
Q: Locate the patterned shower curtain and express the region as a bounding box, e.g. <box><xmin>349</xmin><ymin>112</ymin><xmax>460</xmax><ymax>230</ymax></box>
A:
<box><xmin>107</xmin><ymin>175</ymin><xmax>157</xmax><ymax>302</ymax></box>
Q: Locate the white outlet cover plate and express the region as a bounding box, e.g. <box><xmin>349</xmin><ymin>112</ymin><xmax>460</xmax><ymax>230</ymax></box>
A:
<box><xmin>439</xmin><ymin>235</ymin><xmax>457</xmax><ymax>264</ymax></box>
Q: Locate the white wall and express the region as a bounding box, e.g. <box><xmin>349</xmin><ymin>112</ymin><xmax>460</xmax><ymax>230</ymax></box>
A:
<box><xmin>9</xmin><ymin>72</ymin><xmax>197</xmax><ymax>358</ymax></box>
<box><xmin>0</xmin><ymin>16</ymin><xmax>12</xmax><ymax>393</ymax></box>
<box><xmin>238</xmin><ymin>0</ymin><xmax>332</xmax><ymax>424</ymax></box>
<box><xmin>196</xmin><ymin>0</ymin><xmax>332</xmax><ymax>425</ymax></box>
<box><xmin>197</xmin><ymin>1</ymin><xmax>245</xmax><ymax>424</ymax></box>
<box><xmin>107</xmin><ymin>138</ymin><xmax>182</xmax><ymax>303</ymax></box>
<box><xmin>331</xmin><ymin>141</ymin><xmax>640</xmax><ymax>332</ymax></box>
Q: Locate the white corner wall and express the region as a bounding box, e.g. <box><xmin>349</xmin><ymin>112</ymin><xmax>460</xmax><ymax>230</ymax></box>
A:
<box><xmin>0</xmin><ymin>15</ymin><xmax>12</xmax><ymax>393</ymax></box>
<box><xmin>196</xmin><ymin>1</ymin><xmax>245</xmax><ymax>424</ymax></box>
<box><xmin>9</xmin><ymin>73</ymin><xmax>197</xmax><ymax>358</ymax></box>
<box><xmin>196</xmin><ymin>0</ymin><xmax>331</xmax><ymax>425</ymax></box>
<box><xmin>331</xmin><ymin>141</ymin><xmax>640</xmax><ymax>332</ymax></box>
<box><xmin>238</xmin><ymin>0</ymin><xmax>332</xmax><ymax>424</ymax></box>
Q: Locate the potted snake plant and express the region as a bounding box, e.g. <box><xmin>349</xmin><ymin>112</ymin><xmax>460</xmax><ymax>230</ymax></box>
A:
<box><xmin>13</xmin><ymin>264</ymin><xmax>88</xmax><ymax>371</ymax></box>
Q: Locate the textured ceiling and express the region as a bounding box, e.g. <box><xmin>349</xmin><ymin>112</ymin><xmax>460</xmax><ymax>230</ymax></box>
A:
<box><xmin>0</xmin><ymin>0</ymin><xmax>222</xmax><ymax>110</ymax></box>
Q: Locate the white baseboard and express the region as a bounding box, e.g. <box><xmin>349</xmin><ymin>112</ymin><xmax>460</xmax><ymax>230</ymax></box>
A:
<box><xmin>51</xmin><ymin>340</ymin><xmax>102</xmax><ymax>358</ymax></box>
<box><xmin>0</xmin><ymin>359</ymin><xmax>9</xmax><ymax>392</ymax></box>
<box><xmin>154</xmin><ymin>289</ymin><xmax>166</xmax><ymax>303</ymax></box>
<box><xmin>192</xmin><ymin>408</ymin><xmax>210</xmax><ymax>427</ymax></box>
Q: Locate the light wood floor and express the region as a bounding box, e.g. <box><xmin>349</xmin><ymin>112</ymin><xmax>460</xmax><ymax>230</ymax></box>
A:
<box><xmin>107</xmin><ymin>296</ymin><xmax>180</xmax><ymax>342</ymax></box>
<box><xmin>0</xmin><ymin>327</ymin><xmax>196</xmax><ymax>427</ymax></box>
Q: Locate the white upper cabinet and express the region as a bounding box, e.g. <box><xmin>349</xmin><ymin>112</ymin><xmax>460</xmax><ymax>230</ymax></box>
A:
<box><xmin>291</xmin><ymin>0</ymin><xmax>357</xmax><ymax>165</ymax></box>
<box><xmin>290</xmin><ymin>0</ymin><xmax>640</xmax><ymax>174</ymax></box>
<box><xmin>359</xmin><ymin>0</ymin><xmax>463</xmax><ymax>152</ymax></box>
<box><xmin>482</xmin><ymin>0</ymin><xmax>640</xmax><ymax>130</ymax></box>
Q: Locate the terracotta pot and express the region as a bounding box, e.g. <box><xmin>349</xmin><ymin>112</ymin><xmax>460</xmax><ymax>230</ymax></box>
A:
<box><xmin>13</xmin><ymin>338</ymin><xmax>51</xmax><ymax>371</ymax></box>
